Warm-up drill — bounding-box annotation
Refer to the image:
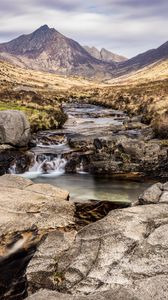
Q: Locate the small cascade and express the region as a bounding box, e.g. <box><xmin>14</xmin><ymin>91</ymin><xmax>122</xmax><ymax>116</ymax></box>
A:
<box><xmin>20</xmin><ymin>154</ymin><xmax>67</xmax><ymax>179</ymax></box>
<box><xmin>8</xmin><ymin>163</ymin><xmax>17</xmax><ymax>175</ymax></box>
<box><xmin>76</xmin><ymin>159</ymin><xmax>88</xmax><ymax>175</ymax></box>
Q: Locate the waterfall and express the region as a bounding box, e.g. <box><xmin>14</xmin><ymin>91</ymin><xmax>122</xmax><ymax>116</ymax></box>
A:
<box><xmin>8</xmin><ymin>163</ymin><xmax>17</xmax><ymax>175</ymax></box>
<box><xmin>9</xmin><ymin>154</ymin><xmax>67</xmax><ymax>179</ymax></box>
<box><xmin>76</xmin><ymin>159</ymin><xmax>88</xmax><ymax>175</ymax></box>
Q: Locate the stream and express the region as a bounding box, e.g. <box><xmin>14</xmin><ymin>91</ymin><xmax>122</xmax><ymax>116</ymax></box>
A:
<box><xmin>10</xmin><ymin>103</ymin><xmax>153</xmax><ymax>203</ymax></box>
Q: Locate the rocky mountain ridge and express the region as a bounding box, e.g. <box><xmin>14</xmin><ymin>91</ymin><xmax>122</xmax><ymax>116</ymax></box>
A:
<box><xmin>0</xmin><ymin>25</ymin><xmax>167</xmax><ymax>79</ymax></box>
<box><xmin>83</xmin><ymin>45</ymin><xmax>127</xmax><ymax>63</ymax></box>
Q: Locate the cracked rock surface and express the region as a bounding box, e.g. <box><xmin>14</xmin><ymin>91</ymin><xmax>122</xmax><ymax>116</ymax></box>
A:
<box><xmin>0</xmin><ymin>175</ymin><xmax>74</xmax><ymax>234</ymax></box>
<box><xmin>50</xmin><ymin>201</ymin><xmax>168</xmax><ymax>299</ymax></box>
<box><xmin>0</xmin><ymin>174</ymin><xmax>75</xmax><ymax>300</ymax></box>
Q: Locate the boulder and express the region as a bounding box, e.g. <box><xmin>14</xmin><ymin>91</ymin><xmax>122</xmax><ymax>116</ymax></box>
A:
<box><xmin>0</xmin><ymin>110</ymin><xmax>31</xmax><ymax>147</ymax></box>
<box><xmin>138</xmin><ymin>182</ymin><xmax>163</xmax><ymax>204</ymax></box>
<box><xmin>0</xmin><ymin>174</ymin><xmax>75</xmax><ymax>300</ymax></box>
<box><xmin>53</xmin><ymin>203</ymin><xmax>168</xmax><ymax>299</ymax></box>
<box><xmin>0</xmin><ymin>175</ymin><xmax>74</xmax><ymax>235</ymax></box>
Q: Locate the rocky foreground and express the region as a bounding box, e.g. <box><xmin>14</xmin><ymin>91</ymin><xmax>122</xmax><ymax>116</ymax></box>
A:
<box><xmin>0</xmin><ymin>175</ymin><xmax>168</xmax><ymax>300</ymax></box>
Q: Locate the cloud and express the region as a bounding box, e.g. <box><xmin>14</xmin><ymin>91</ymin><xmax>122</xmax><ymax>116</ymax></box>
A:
<box><xmin>0</xmin><ymin>0</ymin><xmax>167</xmax><ymax>57</ymax></box>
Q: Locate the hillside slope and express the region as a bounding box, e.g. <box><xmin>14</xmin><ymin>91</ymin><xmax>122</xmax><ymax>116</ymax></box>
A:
<box><xmin>108</xmin><ymin>59</ymin><xmax>168</xmax><ymax>84</ymax></box>
<box><xmin>0</xmin><ymin>25</ymin><xmax>114</xmax><ymax>79</ymax></box>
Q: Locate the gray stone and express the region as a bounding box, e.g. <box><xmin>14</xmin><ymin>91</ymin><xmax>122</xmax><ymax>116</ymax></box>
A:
<box><xmin>163</xmin><ymin>182</ymin><xmax>168</xmax><ymax>191</ymax></box>
<box><xmin>26</xmin><ymin>288</ymin><xmax>139</xmax><ymax>299</ymax></box>
<box><xmin>159</xmin><ymin>191</ymin><xmax>168</xmax><ymax>203</ymax></box>
<box><xmin>27</xmin><ymin>230</ymin><xmax>77</xmax><ymax>293</ymax></box>
<box><xmin>54</xmin><ymin>203</ymin><xmax>168</xmax><ymax>298</ymax></box>
<box><xmin>138</xmin><ymin>182</ymin><xmax>163</xmax><ymax>204</ymax></box>
<box><xmin>0</xmin><ymin>174</ymin><xmax>74</xmax><ymax>235</ymax></box>
<box><xmin>0</xmin><ymin>174</ymin><xmax>75</xmax><ymax>300</ymax></box>
<box><xmin>0</xmin><ymin>110</ymin><xmax>31</xmax><ymax>147</ymax></box>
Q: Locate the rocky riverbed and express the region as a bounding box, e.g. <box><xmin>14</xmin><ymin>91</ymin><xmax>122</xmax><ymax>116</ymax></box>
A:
<box><xmin>0</xmin><ymin>105</ymin><xmax>168</xmax><ymax>299</ymax></box>
<box><xmin>5</xmin><ymin>103</ymin><xmax>167</xmax><ymax>180</ymax></box>
<box><xmin>0</xmin><ymin>174</ymin><xmax>168</xmax><ymax>300</ymax></box>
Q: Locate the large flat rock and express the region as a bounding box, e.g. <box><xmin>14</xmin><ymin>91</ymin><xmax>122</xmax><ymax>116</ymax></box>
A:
<box><xmin>0</xmin><ymin>174</ymin><xmax>75</xmax><ymax>299</ymax></box>
<box><xmin>53</xmin><ymin>202</ymin><xmax>168</xmax><ymax>299</ymax></box>
<box><xmin>0</xmin><ymin>175</ymin><xmax>74</xmax><ymax>235</ymax></box>
<box><xmin>26</xmin><ymin>288</ymin><xmax>139</xmax><ymax>300</ymax></box>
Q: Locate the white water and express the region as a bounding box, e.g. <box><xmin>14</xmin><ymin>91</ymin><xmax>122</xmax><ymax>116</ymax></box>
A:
<box><xmin>9</xmin><ymin>155</ymin><xmax>67</xmax><ymax>179</ymax></box>
<box><xmin>76</xmin><ymin>160</ymin><xmax>89</xmax><ymax>175</ymax></box>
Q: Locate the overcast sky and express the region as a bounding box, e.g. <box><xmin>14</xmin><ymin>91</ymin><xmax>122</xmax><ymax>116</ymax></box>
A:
<box><xmin>0</xmin><ymin>0</ymin><xmax>167</xmax><ymax>58</ymax></box>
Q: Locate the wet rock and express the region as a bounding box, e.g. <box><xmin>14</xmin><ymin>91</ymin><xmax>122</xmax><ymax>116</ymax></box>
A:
<box><xmin>0</xmin><ymin>228</ymin><xmax>42</xmax><ymax>300</ymax></box>
<box><xmin>93</xmin><ymin>138</ymin><xmax>103</xmax><ymax>150</ymax></box>
<box><xmin>0</xmin><ymin>110</ymin><xmax>31</xmax><ymax>147</ymax></box>
<box><xmin>75</xmin><ymin>200</ymin><xmax>131</xmax><ymax>227</ymax></box>
<box><xmin>0</xmin><ymin>148</ymin><xmax>33</xmax><ymax>175</ymax></box>
<box><xmin>0</xmin><ymin>174</ymin><xmax>75</xmax><ymax>299</ymax></box>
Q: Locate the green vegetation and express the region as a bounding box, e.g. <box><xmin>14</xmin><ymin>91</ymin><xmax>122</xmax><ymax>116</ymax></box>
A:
<box><xmin>0</xmin><ymin>101</ymin><xmax>67</xmax><ymax>132</ymax></box>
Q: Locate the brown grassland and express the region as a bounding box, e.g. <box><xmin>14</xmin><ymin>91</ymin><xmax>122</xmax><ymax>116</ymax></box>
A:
<box><xmin>0</xmin><ymin>60</ymin><xmax>167</xmax><ymax>136</ymax></box>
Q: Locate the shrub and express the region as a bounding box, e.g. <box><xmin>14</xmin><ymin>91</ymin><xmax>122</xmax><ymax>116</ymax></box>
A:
<box><xmin>152</xmin><ymin>112</ymin><xmax>168</xmax><ymax>139</ymax></box>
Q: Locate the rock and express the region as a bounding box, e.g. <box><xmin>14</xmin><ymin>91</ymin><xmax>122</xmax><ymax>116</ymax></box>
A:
<box><xmin>1</xmin><ymin>177</ymin><xmax>168</xmax><ymax>300</ymax></box>
<box><xmin>53</xmin><ymin>203</ymin><xmax>168</xmax><ymax>299</ymax></box>
<box><xmin>163</xmin><ymin>182</ymin><xmax>168</xmax><ymax>190</ymax></box>
<box><xmin>0</xmin><ymin>110</ymin><xmax>31</xmax><ymax>147</ymax></box>
<box><xmin>0</xmin><ymin>175</ymin><xmax>73</xmax><ymax>234</ymax></box>
<box><xmin>27</xmin><ymin>230</ymin><xmax>77</xmax><ymax>294</ymax></box>
<box><xmin>67</xmin><ymin>132</ymin><xmax>168</xmax><ymax>178</ymax></box>
<box><xmin>0</xmin><ymin>228</ymin><xmax>43</xmax><ymax>300</ymax></box>
<box><xmin>75</xmin><ymin>200</ymin><xmax>131</xmax><ymax>227</ymax></box>
<box><xmin>138</xmin><ymin>181</ymin><xmax>168</xmax><ymax>205</ymax></box>
<box><xmin>26</xmin><ymin>287</ymin><xmax>139</xmax><ymax>300</ymax></box>
<box><xmin>0</xmin><ymin>148</ymin><xmax>33</xmax><ymax>175</ymax></box>
<box><xmin>0</xmin><ymin>174</ymin><xmax>75</xmax><ymax>299</ymax></box>
<box><xmin>138</xmin><ymin>182</ymin><xmax>163</xmax><ymax>204</ymax></box>
<box><xmin>159</xmin><ymin>191</ymin><xmax>168</xmax><ymax>203</ymax></box>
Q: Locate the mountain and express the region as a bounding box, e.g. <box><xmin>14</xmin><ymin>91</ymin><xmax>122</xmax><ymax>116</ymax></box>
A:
<box><xmin>0</xmin><ymin>25</ymin><xmax>167</xmax><ymax>80</ymax></box>
<box><xmin>115</xmin><ymin>41</ymin><xmax>168</xmax><ymax>77</ymax></box>
<box><xmin>108</xmin><ymin>59</ymin><xmax>168</xmax><ymax>84</ymax></box>
<box><xmin>83</xmin><ymin>46</ymin><xmax>127</xmax><ymax>62</ymax></box>
<box><xmin>0</xmin><ymin>25</ymin><xmax>115</xmax><ymax>78</ymax></box>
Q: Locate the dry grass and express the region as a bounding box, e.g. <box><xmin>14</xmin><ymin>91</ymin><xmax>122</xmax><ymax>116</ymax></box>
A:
<box><xmin>0</xmin><ymin>59</ymin><xmax>168</xmax><ymax>137</ymax></box>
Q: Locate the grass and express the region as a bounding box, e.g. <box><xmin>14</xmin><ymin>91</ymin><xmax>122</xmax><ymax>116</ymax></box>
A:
<box><xmin>0</xmin><ymin>59</ymin><xmax>168</xmax><ymax>137</ymax></box>
<box><xmin>0</xmin><ymin>101</ymin><xmax>67</xmax><ymax>132</ymax></box>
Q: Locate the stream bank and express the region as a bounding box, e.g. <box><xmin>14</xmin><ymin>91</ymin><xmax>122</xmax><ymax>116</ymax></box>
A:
<box><xmin>3</xmin><ymin>102</ymin><xmax>167</xmax><ymax>204</ymax></box>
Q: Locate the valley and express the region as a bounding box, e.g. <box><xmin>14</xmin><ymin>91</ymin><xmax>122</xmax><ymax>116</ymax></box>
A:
<box><xmin>0</xmin><ymin>23</ymin><xmax>168</xmax><ymax>300</ymax></box>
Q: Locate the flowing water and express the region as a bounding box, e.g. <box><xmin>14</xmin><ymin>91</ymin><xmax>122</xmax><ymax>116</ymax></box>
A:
<box><xmin>10</xmin><ymin>103</ymin><xmax>153</xmax><ymax>203</ymax></box>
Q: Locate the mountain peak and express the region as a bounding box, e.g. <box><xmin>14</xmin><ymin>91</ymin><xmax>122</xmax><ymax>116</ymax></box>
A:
<box><xmin>83</xmin><ymin>45</ymin><xmax>127</xmax><ymax>63</ymax></box>
<box><xmin>35</xmin><ymin>24</ymin><xmax>54</xmax><ymax>33</ymax></box>
<box><xmin>40</xmin><ymin>24</ymin><xmax>49</xmax><ymax>30</ymax></box>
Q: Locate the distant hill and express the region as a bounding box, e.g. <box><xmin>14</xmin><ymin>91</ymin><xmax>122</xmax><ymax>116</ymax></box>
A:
<box><xmin>83</xmin><ymin>46</ymin><xmax>127</xmax><ymax>63</ymax></box>
<box><xmin>115</xmin><ymin>41</ymin><xmax>168</xmax><ymax>77</ymax></box>
<box><xmin>108</xmin><ymin>59</ymin><xmax>168</xmax><ymax>84</ymax></box>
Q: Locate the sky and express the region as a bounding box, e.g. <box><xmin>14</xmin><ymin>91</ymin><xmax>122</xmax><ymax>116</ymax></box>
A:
<box><xmin>0</xmin><ymin>0</ymin><xmax>167</xmax><ymax>58</ymax></box>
